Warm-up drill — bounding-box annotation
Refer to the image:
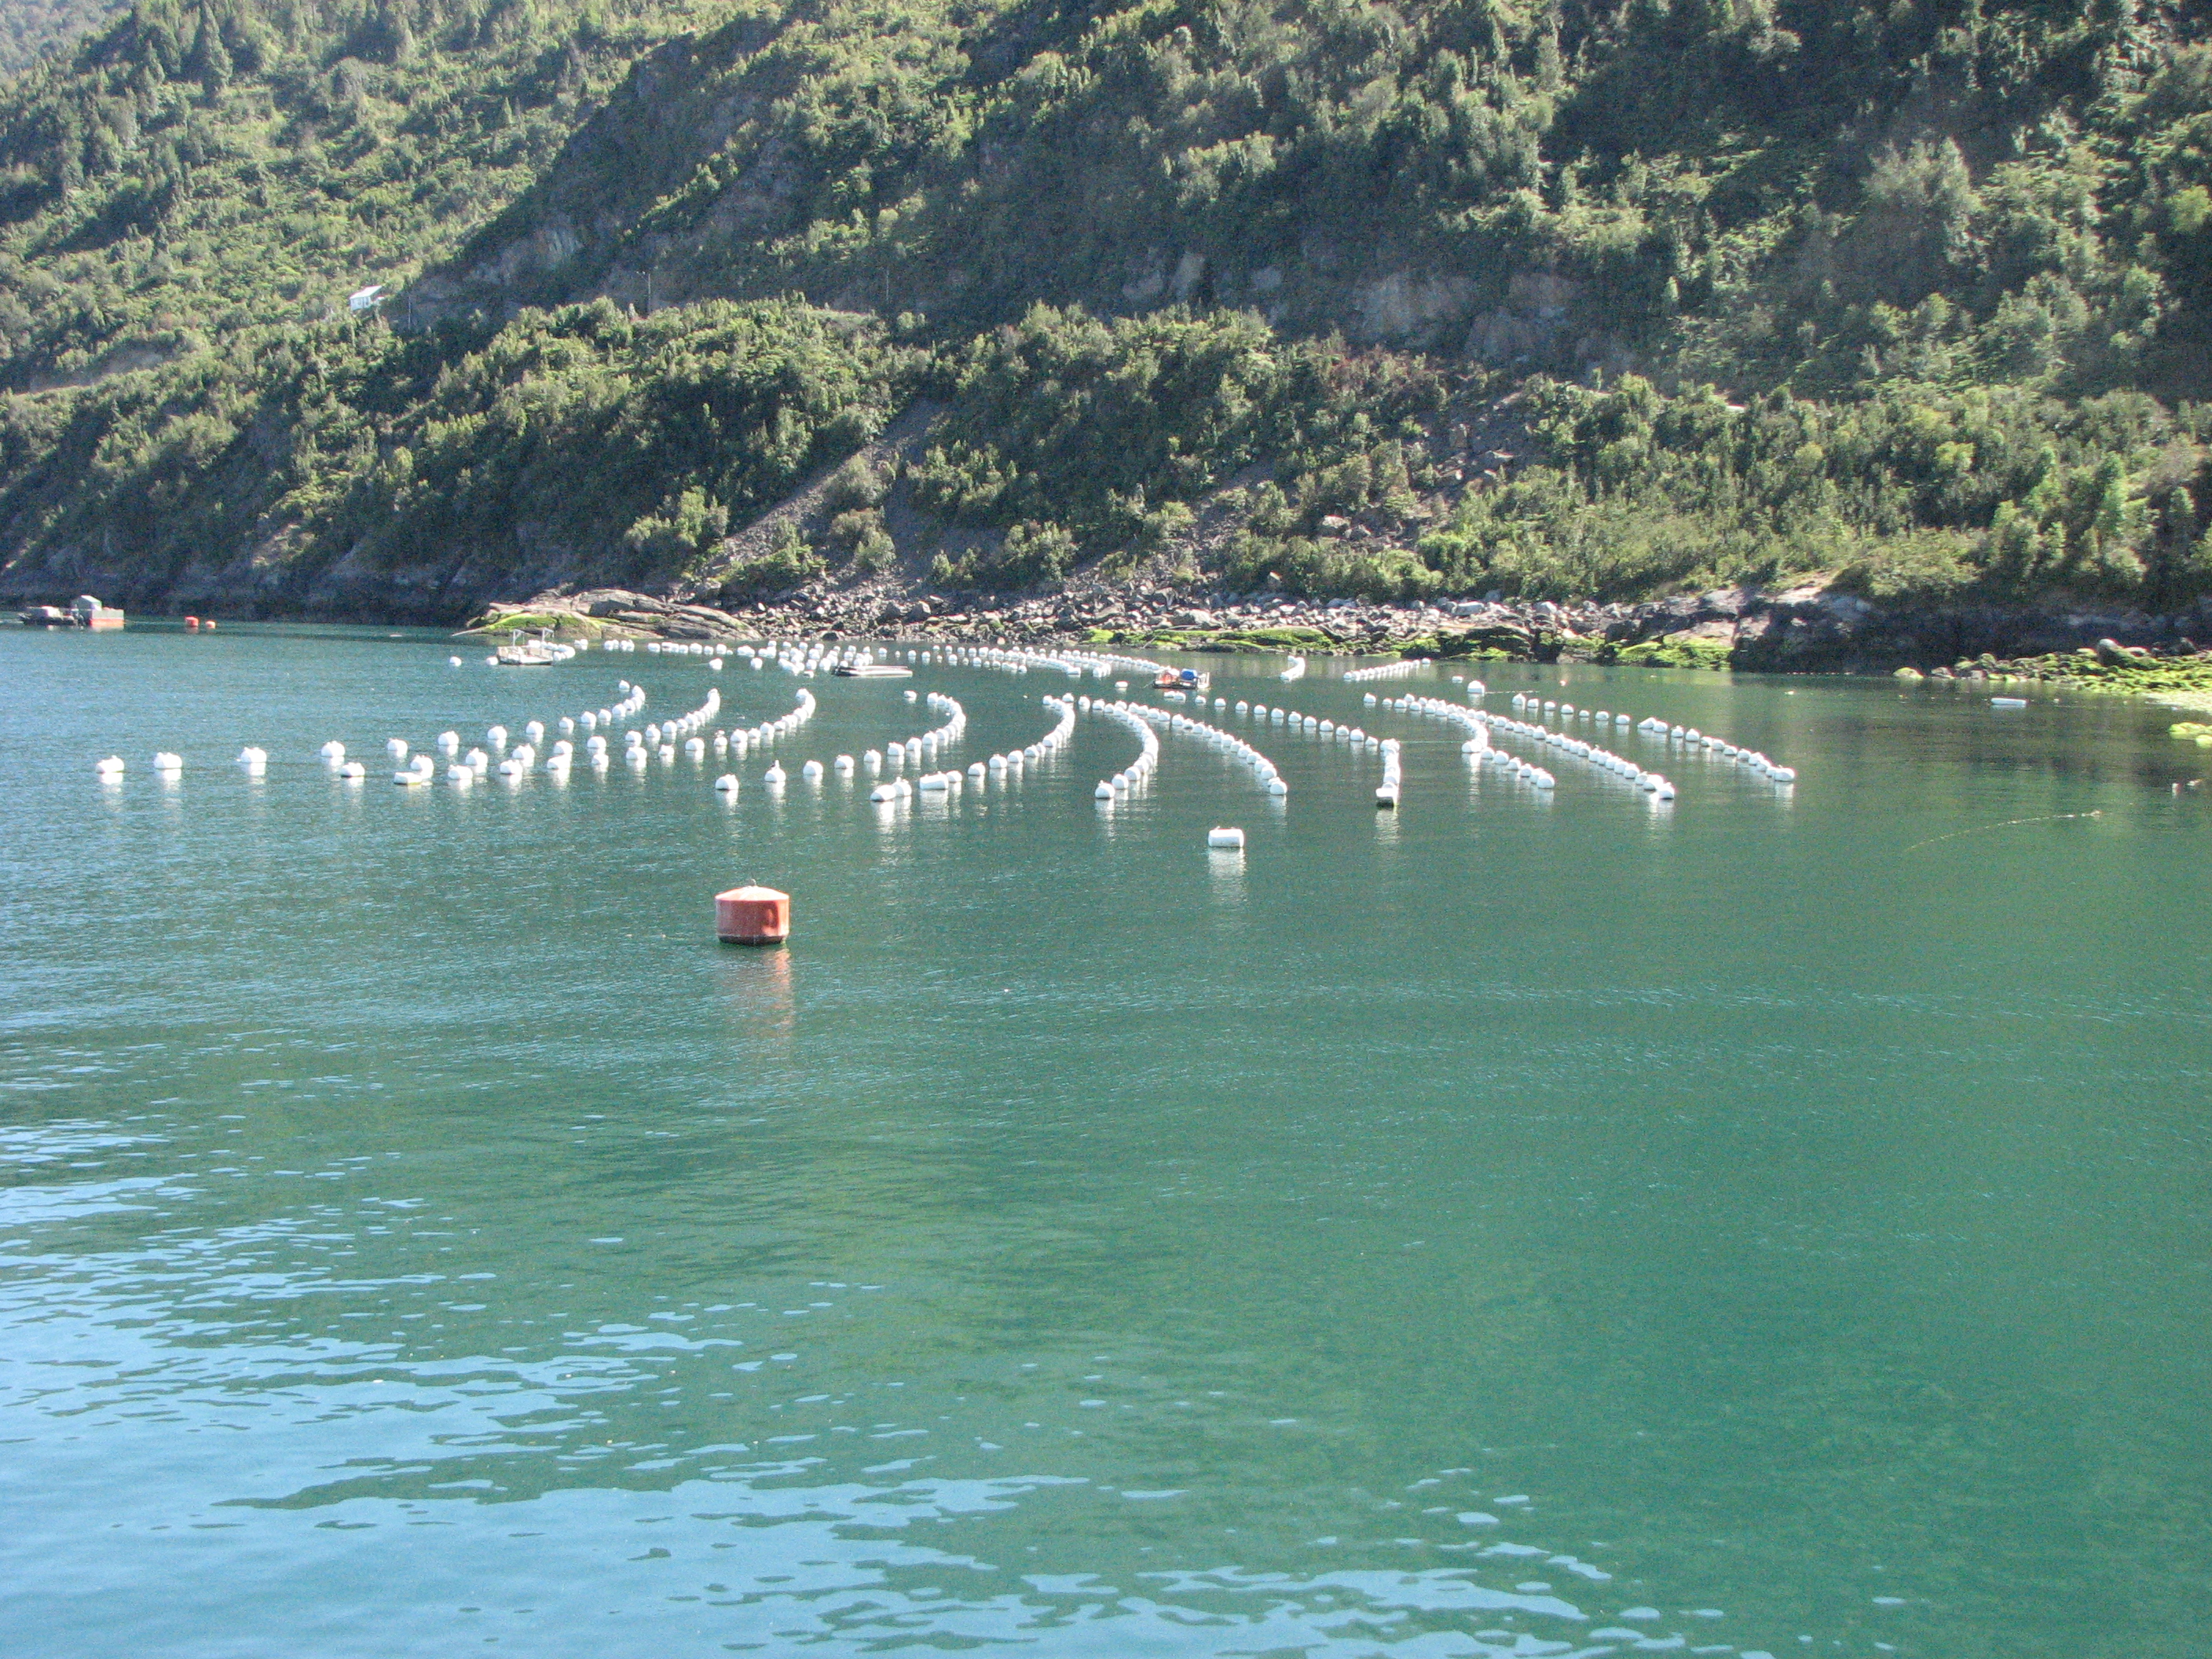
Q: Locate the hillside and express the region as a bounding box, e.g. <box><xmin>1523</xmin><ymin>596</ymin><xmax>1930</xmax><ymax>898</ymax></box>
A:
<box><xmin>0</xmin><ymin>0</ymin><xmax>2209</xmax><ymax>625</ymax></box>
<box><xmin>0</xmin><ymin>0</ymin><xmax>124</xmax><ymax>77</ymax></box>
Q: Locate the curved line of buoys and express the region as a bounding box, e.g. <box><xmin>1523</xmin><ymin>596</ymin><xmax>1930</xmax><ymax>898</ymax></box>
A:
<box><xmin>1481</xmin><ymin>699</ymin><xmax>1655</xmax><ymax>796</ymax></box>
<box><xmin>859</xmin><ymin>691</ymin><xmax>967</xmax><ymax>804</ymax></box>
<box><xmin>705</xmin><ymin>688</ymin><xmax>813</xmax><ymax>793</ymax></box>
<box><xmin>1496</xmin><ymin>690</ymin><xmax>1796</xmax><ymax>792</ymax></box>
<box><xmin>1083</xmin><ymin>699</ymin><xmax>1163</xmax><ymax>803</ymax></box>
<box><xmin>960</xmin><ymin>694</ymin><xmax>1076</xmax><ymax>792</ymax></box>
<box><xmin>1097</xmin><ymin>695</ymin><xmax>1285</xmax><ymax>797</ymax></box>
<box><xmin>1229</xmin><ymin>694</ymin><xmax>1383</xmax><ymax>796</ymax></box>
<box><xmin>1628</xmin><ymin>712</ymin><xmax>1797</xmax><ymax>783</ymax></box>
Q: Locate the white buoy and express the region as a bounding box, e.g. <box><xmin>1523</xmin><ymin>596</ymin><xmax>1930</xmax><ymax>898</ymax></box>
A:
<box><xmin>764</xmin><ymin>764</ymin><xmax>786</xmax><ymax>786</ymax></box>
<box><xmin>800</xmin><ymin>759</ymin><xmax>824</xmax><ymax>781</ymax></box>
<box><xmin>715</xmin><ymin>773</ymin><xmax>740</xmax><ymax>793</ymax></box>
<box><xmin>336</xmin><ymin>761</ymin><xmax>366</xmax><ymax>781</ymax></box>
<box><xmin>94</xmin><ymin>756</ymin><xmax>125</xmax><ymax>777</ymax></box>
<box><xmin>1207</xmin><ymin>826</ymin><xmax>1246</xmax><ymax>849</ymax></box>
<box><xmin>449</xmin><ymin>655</ymin><xmax>463</xmax><ymax>666</ymax></box>
<box><xmin>153</xmin><ymin>751</ymin><xmax>183</xmax><ymax>773</ymax></box>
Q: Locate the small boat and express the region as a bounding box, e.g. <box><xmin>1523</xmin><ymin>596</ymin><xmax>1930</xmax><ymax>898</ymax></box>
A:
<box><xmin>1154</xmin><ymin>667</ymin><xmax>1210</xmax><ymax>691</ymax></box>
<box><xmin>23</xmin><ymin>595</ymin><xmax>126</xmax><ymax>628</ymax></box>
<box><xmin>832</xmin><ymin>663</ymin><xmax>914</xmax><ymax>678</ymax></box>
<box><xmin>72</xmin><ymin>595</ymin><xmax>126</xmax><ymax>630</ymax></box>
<box><xmin>493</xmin><ymin>629</ymin><xmax>558</xmax><ymax>666</ymax></box>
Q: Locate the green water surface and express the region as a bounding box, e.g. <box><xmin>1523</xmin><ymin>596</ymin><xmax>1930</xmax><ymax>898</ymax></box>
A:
<box><xmin>2</xmin><ymin>625</ymin><xmax>2207</xmax><ymax>1658</ymax></box>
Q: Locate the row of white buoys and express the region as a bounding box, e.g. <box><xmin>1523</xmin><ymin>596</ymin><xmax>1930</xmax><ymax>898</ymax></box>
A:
<box><xmin>1375</xmin><ymin>693</ymin><xmax>1491</xmax><ymax>760</ymax></box>
<box><xmin>1110</xmin><ymin>696</ymin><xmax>1287</xmax><ymax>797</ymax></box>
<box><xmin>1231</xmin><ymin>695</ymin><xmax>1386</xmax><ymax>794</ymax></box>
<box><xmin>1635</xmin><ymin>715</ymin><xmax>1796</xmax><ymax>782</ymax></box>
<box><xmin>705</xmin><ymin>687</ymin><xmax>805</xmax><ymax>767</ymax></box>
<box><xmin>956</xmin><ymin>694</ymin><xmax>1077</xmax><ymax>789</ymax></box>
<box><xmin>735</xmin><ymin>689</ymin><xmax>964</xmax><ymax>805</ymax></box>
<box><xmin>1343</xmin><ymin>658</ymin><xmax>1422</xmax><ymax>683</ymax></box>
<box><xmin>1391</xmin><ymin>691</ymin><xmax>1566</xmax><ymax>792</ymax></box>
<box><xmin>932</xmin><ymin>643</ymin><xmax>1168</xmax><ymax>684</ymax></box>
<box><xmin>1086</xmin><ymin>699</ymin><xmax>1163</xmax><ymax>802</ymax></box>
<box><xmin>875</xmin><ymin>692</ymin><xmax>968</xmax><ymax>795</ymax></box>
<box><xmin>1500</xmin><ymin>704</ymin><xmax>1685</xmax><ymax>793</ymax></box>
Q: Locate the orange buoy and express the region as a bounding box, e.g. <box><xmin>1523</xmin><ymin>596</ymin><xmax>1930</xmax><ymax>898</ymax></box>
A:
<box><xmin>184</xmin><ymin>615</ymin><xmax>200</xmax><ymax>629</ymax></box>
<box><xmin>716</xmin><ymin>884</ymin><xmax>790</xmax><ymax>945</ymax></box>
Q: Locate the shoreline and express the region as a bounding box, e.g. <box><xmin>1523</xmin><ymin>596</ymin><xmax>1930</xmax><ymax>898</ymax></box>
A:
<box><xmin>459</xmin><ymin>582</ymin><xmax>2212</xmax><ymax>703</ymax></box>
<box><xmin>21</xmin><ymin>577</ymin><xmax>2212</xmax><ymax>707</ymax></box>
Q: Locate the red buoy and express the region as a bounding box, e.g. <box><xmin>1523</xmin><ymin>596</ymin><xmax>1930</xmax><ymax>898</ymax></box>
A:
<box><xmin>716</xmin><ymin>884</ymin><xmax>790</xmax><ymax>945</ymax></box>
<box><xmin>184</xmin><ymin>615</ymin><xmax>200</xmax><ymax>630</ymax></box>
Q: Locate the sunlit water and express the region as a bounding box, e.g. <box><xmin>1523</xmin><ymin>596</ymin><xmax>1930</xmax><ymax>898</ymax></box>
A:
<box><xmin>4</xmin><ymin>625</ymin><xmax>2208</xmax><ymax>1658</ymax></box>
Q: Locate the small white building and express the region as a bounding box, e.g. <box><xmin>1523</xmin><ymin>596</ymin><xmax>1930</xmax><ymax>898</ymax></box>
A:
<box><xmin>348</xmin><ymin>284</ymin><xmax>386</xmax><ymax>313</ymax></box>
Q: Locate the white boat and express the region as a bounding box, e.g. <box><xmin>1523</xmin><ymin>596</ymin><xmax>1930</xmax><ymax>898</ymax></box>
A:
<box><xmin>493</xmin><ymin>630</ymin><xmax>558</xmax><ymax>666</ymax></box>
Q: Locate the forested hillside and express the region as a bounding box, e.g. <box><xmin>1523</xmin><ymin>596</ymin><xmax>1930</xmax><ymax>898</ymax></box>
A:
<box><xmin>0</xmin><ymin>0</ymin><xmax>123</xmax><ymax>77</ymax></box>
<box><xmin>1</xmin><ymin>0</ymin><xmax>2208</xmax><ymax>620</ymax></box>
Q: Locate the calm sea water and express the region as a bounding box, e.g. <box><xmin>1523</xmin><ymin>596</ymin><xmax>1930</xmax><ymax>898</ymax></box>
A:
<box><xmin>3</xmin><ymin>625</ymin><xmax>2208</xmax><ymax>1658</ymax></box>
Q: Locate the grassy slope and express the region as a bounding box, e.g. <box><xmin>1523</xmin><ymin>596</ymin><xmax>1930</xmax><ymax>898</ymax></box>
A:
<box><xmin>0</xmin><ymin>0</ymin><xmax>2209</xmax><ymax>617</ymax></box>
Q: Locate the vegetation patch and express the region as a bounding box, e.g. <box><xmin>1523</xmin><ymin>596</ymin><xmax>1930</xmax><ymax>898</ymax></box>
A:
<box><xmin>1610</xmin><ymin>638</ymin><xmax>1735</xmax><ymax>671</ymax></box>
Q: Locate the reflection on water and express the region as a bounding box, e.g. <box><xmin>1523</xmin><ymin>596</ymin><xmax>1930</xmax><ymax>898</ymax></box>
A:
<box><xmin>1207</xmin><ymin>846</ymin><xmax>1247</xmax><ymax>911</ymax></box>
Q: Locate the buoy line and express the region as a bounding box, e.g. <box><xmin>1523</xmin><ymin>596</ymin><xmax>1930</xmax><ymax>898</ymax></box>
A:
<box><xmin>944</xmin><ymin>693</ymin><xmax>1078</xmax><ymax>793</ymax></box>
<box><xmin>1224</xmin><ymin>694</ymin><xmax>1385</xmax><ymax>797</ymax></box>
<box><xmin>1481</xmin><ymin>704</ymin><xmax>1662</xmax><ymax>797</ymax></box>
<box><xmin>1083</xmin><ymin>699</ymin><xmax>1164</xmax><ymax>803</ymax></box>
<box><xmin>1342</xmin><ymin>658</ymin><xmax>1425</xmax><ymax>683</ymax></box>
<box><xmin>1380</xmin><ymin>692</ymin><xmax>1565</xmax><ymax>794</ymax></box>
<box><xmin>861</xmin><ymin>692</ymin><xmax>969</xmax><ymax>803</ymax></box>
<box><xmin>710</xmin><ymin>689</ymin><xmax>818</xmax><ymax>793</ymax></box>
<box><xmin>1097</xmin><ymin>695</ymin><xmax>1286</xmax><ymax>797</ymax></box>
<box><xmin>1497</xmin><ymin>691</ymin><xmax>1795</xmax><ymax>786</ymax></box>
<box><xmin>1632</xmin><ymin>713</ymin><xmax>1796</xmax><ymax>783</ymax></box>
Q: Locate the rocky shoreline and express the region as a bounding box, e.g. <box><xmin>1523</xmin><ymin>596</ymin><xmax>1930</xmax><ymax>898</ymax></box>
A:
<box><xmin>469</xmin><ymin>579</ymin><xmax>2212</xmax><ymax>683</ymax></box>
